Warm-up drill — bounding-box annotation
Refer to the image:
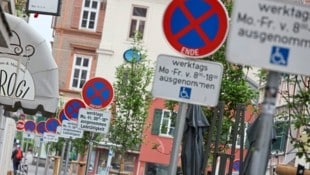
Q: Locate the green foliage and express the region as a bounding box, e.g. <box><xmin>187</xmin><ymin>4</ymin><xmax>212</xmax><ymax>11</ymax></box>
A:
<box><xmin>109</xmin><ymin>35</ymin><xmax>153</xmax><ymax>155</ymax></box>
<box><xmin>277</xmin><ymin>75</ymin><xmax>310</xmax><ymax>162</ymax></box>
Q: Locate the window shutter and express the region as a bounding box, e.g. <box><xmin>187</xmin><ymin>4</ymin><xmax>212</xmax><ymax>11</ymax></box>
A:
<box><xmin>151</xmin><ymin>109</ymin><xmax>162</xmax><ymax>135</ymax></box>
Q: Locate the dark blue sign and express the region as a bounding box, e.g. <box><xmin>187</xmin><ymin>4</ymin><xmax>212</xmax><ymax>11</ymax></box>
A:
<box><xmin>82</xmin><ymin>77</ymin><xmax>114</xmax><ymax>109</ymax></box>
<box><xmin>64</xmin><ymin>99</ymin><xmax>86</xmax><ymax>120</ymax></box>
<box><xmin>36</xmin><ymin>121</ymin><xmax>46</xmax><ymax>135</ymax></box>
<box><xmin>163</xmin><ymin>0</ymin><xmax>229</xmax><ymax>57</ymax></box>
<box><xmin>46</xmin><ymin>118</ymin><xmax>60</xmax><ymax>133</ymax></box>
<box><xmin>24</xmin><ymin>120</ymin><xmax>36</xmax><ymax>132</ymax></box>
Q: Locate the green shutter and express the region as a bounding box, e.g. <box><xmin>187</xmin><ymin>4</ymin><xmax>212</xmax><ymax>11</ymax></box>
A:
<box><xmin>151</xmin><ymin>109</ymin><xmax>162</xmax><ymax>135</ymax></box>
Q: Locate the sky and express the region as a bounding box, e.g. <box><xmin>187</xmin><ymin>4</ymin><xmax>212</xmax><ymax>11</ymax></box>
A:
<box><xmin>28</xmin><ymin>14</ymin><xmax>53</xmax><ymax>50</ymax></box>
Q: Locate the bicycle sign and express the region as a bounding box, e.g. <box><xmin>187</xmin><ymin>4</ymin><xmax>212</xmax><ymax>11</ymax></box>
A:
<box><xmin>226</xmin><ymin>0</ymin><xmax>310</xmax><ymax>75</ymax></box>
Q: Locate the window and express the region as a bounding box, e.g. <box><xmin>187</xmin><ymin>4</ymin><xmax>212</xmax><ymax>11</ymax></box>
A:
<box><xmin>151</xmin><ymin>109</ymin><xmax>177</xmax><ymax>137</ymax></box>
<box><xmin>129</xmin><ymin>6</ymin><xmax>147</xmax><ymax>39</ymax></box>
<box><xmin>80</xmin><ymin>0</ymin><xmax>100</xmax><ymax>30</ymax></box>
<box><xmin>71</xmin><ymin>54</ymin><xmax>92</xmax><ymax>89</ymax></box>
<box><xmin>271</xmin><ymin>121</ymin><xmax>289</xmax><ymax>153</ymax></box>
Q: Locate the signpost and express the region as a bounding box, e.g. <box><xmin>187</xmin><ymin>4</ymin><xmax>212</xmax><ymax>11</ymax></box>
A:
<box><xmin>16</xmin><ymin>120</ymin><xmax>25</xmax><ymax>131</ymax></box>
<box><xmin>24</xmin><ymin>120</ymin><xmax>36</xmax><ymax>132</ymax></box>
<box><xmin>161</xmin><ymin>0</ymin><xmax>229</xmax><ymax>174</ymax></box>
<box><xmin>60</xmin><ymin>120</ymin><xmax>83</xmax><ymax>139</ymax></box>
<box><xmin>43</xmin><ymin>132</ymin><xmax>58</xmax><ymax>143</ymax></box>
<box><xmin>45</xmin><ymin>118</ymin><xmax>61</xmax><ymax>133</ymax></box>
<box><xmin>152</xmin><ymin>54</ymin><xmax>223</xmax><ymax>107</ymax></box>
<box><xmin>81</xmin><ymin>77</ymin><xmax>114</xmax><ymax>109</ymax></box>
<box><xmin>163</xmin><ymin>0</ymin><xmax>229</xmax><ymax>58</ymax></box>
<box><xmin>64</xmin><ymin>98</ymin><xmax>86</xmax><ymax>121</ymax></box>
<box><xmin>225</xmin><ymin>0</ymin><xmax>310</xmax><ymax>174</ymax></box>
<box><xmin>58</xmin><ymin>109</ymin><xmax>69</xmax><ymax>123</ymax></box>
<box><xmin>36</xmin><ymin>121</ymin><xmax>46</xmax><ymax>135</ymax></box>
<box><xmin>78</xmin><ymin>108</ymin><xmax>111</xmax><ymax>134</ymax></box>
<box><xmin>226</xmin><ymin>0</ymin><xmax>310</xmax><ymax>76</ymax></box>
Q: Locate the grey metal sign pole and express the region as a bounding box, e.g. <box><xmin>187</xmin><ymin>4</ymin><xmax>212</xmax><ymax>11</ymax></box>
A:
<box><xmin>244</xmin><ymin>71</ymin><xmax>281</xmax><ymax>175</ymax></box>
<box><xmin>85</xmin><ymin>133</ymin><xmax>95</xmax><ymax>175</ymax></box>
<box><xmin>35</xmin><ymin>140</ymin><xmax>43</xmax><ymax>175</ymax></box>
<box><xmin>168</xmin><ymin>102</ymin><xmax>188</xmax><ymax>175</ymax></box>
<box><xmin>59</xmin><ymin>139</ymin><xmax>67</xmax><ymax>175</ymax></box>
<box><xmin>64</xmin><ymin>138</ymin><xmax>72</xmax><ymax>175</ymax></box>
<box><xmin>44</xmin><ymin>143</ymin><xmax>50</xmax><ymax>175</ymax></box>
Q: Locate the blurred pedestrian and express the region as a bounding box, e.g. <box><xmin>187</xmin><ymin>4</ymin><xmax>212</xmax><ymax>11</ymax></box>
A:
<box><xmin>11</xmin><ymin>145</ymin><xmax>23</xmax><ymax>175</ymax></box>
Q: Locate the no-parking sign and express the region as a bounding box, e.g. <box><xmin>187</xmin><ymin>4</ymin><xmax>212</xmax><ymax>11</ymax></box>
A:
<box><xmin>45</xmin><ymin>118</ymin><xmax>61</xmax><ymax>133</ymax></box>
<box><xmin>163</xmin><ymin>0</ymin><xmax>229</xmax><ymax>58</ymax></box>
<box><xmin>24</xmin><ymin>120</ymin><xmax>36</xmax><ymax>132</ymax></box>
<box><xmin>64</xmin><ymin>99</ymin><xmax>86</xmax><ymax>121</ymax></box>
<box><xmin>82</xmin><ymin>77</ymin><xmax>114</xmax><ymax>109</ymax></box>
<box><xmin>36</xmin><ymin>121</ymin><xmax>46</xmax><ymax>135</ymax></box>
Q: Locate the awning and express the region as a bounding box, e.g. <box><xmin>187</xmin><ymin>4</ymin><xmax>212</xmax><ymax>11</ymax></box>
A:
<box><xmin>0</xmin><ymin>6</ymin><xmax>11</xmax><ymax>48</ymax></box>
<box><xmin>0</xmin><ymin>13</ymin><xmax>59</xmax><ymax>116</ymax></box>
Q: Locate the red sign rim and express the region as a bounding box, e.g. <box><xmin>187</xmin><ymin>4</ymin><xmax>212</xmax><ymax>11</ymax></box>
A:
<box><xmin>45</xmin><ymin>118</ymin><xmax>61</xmax><ymax>133</ymax></box>
<box><xmin>64</xmin><ymin>99</ymin><xmax>86</xmax><ymax>121</ymax></box>
<box><xmin>16</xmin><ymin>120</ymin><xmax>25</xmax><ymax>131</ymax></box>
<box><xmin>36</xmin><ymin>121</ymin><xmax>46</xmax><ymax>135</ymax></box>
<box><xmin>163</xmin><ymin>0</ymin><xmax>229</xmax><ymax>58</ymax></box>
<box><xmin>24</xmin><ymin>120</ymin><xmax>36</xmax><ymax>132</ymax></box>
<box><xmin>81</xmin><ymin>77</ymin><xmax>114</xmax><ymax>109</ymax></box>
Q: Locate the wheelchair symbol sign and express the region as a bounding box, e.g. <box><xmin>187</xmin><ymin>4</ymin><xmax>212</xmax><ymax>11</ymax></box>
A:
<box><xmin>179</xmin><ymin>87</ymin><xmax>191</xmax><ymax>99</ymax></box>
<box><xmin>270</xmin><ymin>46</ymin><xmax>289</xmax><ymax>66</ymax></box>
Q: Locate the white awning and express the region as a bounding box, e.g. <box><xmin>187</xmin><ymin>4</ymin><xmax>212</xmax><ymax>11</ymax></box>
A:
<box><xmin>0</xmin><ymin>13</ymin><xmax>59</xmax><ymax>116</ymax></box>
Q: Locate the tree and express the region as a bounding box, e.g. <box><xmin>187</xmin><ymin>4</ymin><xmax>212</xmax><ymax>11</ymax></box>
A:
<box><xmin>257</xmin><ymin>73</ymin><xmax>310</xmax><ymax>162</ymax></box>
<box><xmin>109</xmin><ymin>35</ymin><xmax>153</xmax><ymax>172</ymax></box>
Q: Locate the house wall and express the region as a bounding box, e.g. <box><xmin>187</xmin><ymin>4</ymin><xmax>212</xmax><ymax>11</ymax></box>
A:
<box><xmin>52</xmin><ymin>0</ymin><xmax>105</xmax><ymax>93</ymax></box>
<box><xmin>96</xmin><ymin>0</ymin><xmax>182</xmax><ymax>84</ymax></box>
<box><xmin>138</xmin><ymin>98</ymin><xmax>174</xmax><ymax>174</ymax></box>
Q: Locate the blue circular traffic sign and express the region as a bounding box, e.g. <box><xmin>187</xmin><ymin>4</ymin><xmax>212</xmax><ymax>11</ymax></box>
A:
<box><xmin>123</xmin><ymin>49</ymin><xmax>141</xmax><ymax>63</ymax></box>
<box><xmin>64</xmin><ymin>99</ymin><xmax>86</xmax><ymax>121</ymax></box>
<box><xmin>24</xmin><ymin>120</ymin><xmax>36</xmax><ymax>132</ymax></box>
<box><xmin>58</xmin><ymin>109</ymin><xmax>69</xmax><ymax>123</ymax></box>
<box><xmin>163</xmin><ymin>0</ymin><xmax>229</xmax><ymax>58</ymax></box>
<box><xmin>45</xmin><ymin>118</ymin><xmax>61</xmax><ymax>133</ymax></box>
<box><xmin>36</xmin><ymin>121</ymin><xmax>46</xmax><ymax>135</ymax></box>
<box><xmin>233</xmin><ymin>159</ymin><xmax>240</xmax><ymax>172</ymax></box>
<box><xmin>82</xmin><ymin>77</ymin><xmax>114</xmax><ymax>109</ymax></box>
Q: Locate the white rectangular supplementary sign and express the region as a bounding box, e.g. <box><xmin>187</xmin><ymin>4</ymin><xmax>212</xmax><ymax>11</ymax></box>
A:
<box><xmin>60</xmin><ymin>120</ymin><xmax>83</xmax><ymax>139</ymax></box>
<box><xmin>152</xmin><ymin>54</ymin><xmax>223</xmax><ymax>107</ymax></box>
<box><xmin>27</xmin><ymin>0</ymin><xmax>60</xmax><ymax>15</ymax></box>
<box><xmin>43</xmin><ymin>132</ymin><xmax>58</xmax><ymax>143</ymax></box>
<box><xmin>78</xmin><ymin>108</ymin><xmax>111</xmax><ymax>134</ymax></box>
<box><xmin>226</xmin><ymin>0</ymin><xmax>310</xmax><ymax>76</ymax></box>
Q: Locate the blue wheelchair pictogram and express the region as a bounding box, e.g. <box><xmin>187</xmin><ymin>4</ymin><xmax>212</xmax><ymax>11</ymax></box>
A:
<box><xmin>179</xmin><ymin>86</ymin><xmax>191</xmax><ymax>99</ymax></box>
<box><xmin>270</xmin><ymin>46</ymin><xmax>289</xmax><ymax>66</ymax></box>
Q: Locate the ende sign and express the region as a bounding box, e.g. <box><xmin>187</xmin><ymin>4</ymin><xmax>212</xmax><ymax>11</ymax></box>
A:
<box><xmin>0</xmin><ymin>58</ymin><xmax>35</xmax><ymax>100</ymax></box>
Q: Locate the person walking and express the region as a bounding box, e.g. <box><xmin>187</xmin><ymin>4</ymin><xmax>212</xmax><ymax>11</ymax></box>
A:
<box><xmin>11</xmin><ymin>145</ymin><xmax>23</xmax><ymax>175</ymax></box>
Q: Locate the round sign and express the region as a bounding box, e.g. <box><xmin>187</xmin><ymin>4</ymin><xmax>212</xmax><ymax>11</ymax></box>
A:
<box><xmin>64</xmin><ymin>99</ymin><xmax>86</xmax><ymax>120</ymax></box>
<box><xmin>36</xmin><ymin>121</ymin><xmax>46</xmax><ymax>135</ymax></box>
<box><xmin>24</xmin><ymin>120</ymin><xmax>36</xmax><ymax>132</ymax></box>
<box><xmin>123</xmin><ymin>49</ymin><xmax>141</xmax><ymax>63</ymax></box>
<box><xmin>16</xmin><ymin>120</ymin><xmax>25</xmax><ymax>131</ymax></box>
<box><xmin>163</xmin><ymin>0</ymin><xmax>229</xmax><ymax>58</ymax></box>
<box><xmin>233</xmin><ymin>159</ymin><xmax>240</xmax><ymax>172</ymax></box>
<box><xmin>58</xmin><ymin>109</ymin><xmax>69</xmax><ymax>123</ymax></box>
<box><xmin>45</xmin><ymin>118</ymin><xmax>61</xmax><ymax>133</ymax></box>
<box><xmin>82</xmin><ymin>77</ymin><xmax>114</xmax><ymax>109</ymax></box>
